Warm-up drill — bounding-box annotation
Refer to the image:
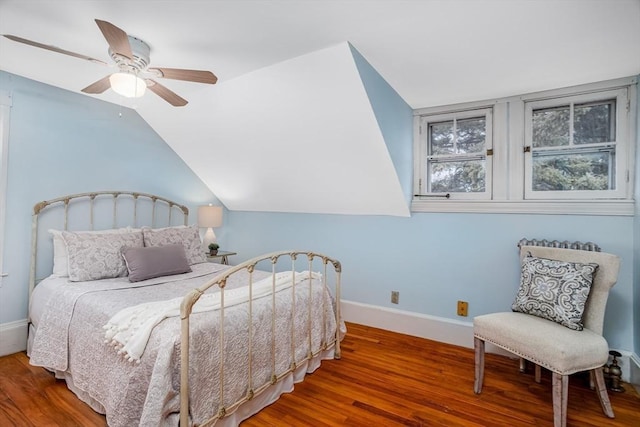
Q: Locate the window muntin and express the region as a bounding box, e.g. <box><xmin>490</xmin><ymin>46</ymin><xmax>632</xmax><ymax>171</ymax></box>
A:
<box><xmin>524</xmin><ymin>88</ymin><xmax>627</xmax><ymax>200</ymax></box>
<box><xmin>418</xmin><ymin>108</ymin><xmax>493</xmax><ymax>199</ymax></box>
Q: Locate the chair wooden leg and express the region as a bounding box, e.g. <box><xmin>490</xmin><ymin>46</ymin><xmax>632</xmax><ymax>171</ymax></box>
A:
<box><xmin>474</xmin><ymin>336</ymin><xmax>485</xmax><ymax>394</ymax></box>
<box><xmin>552</xmin><ymin>372</ymin><xmax>568</xmax><ymax>427</ymax></box>
<box><xmin>519</xmin><ymin>357</ymin><xmax>526</xmax><ymax>373</ymax></box>
<box><xmin>593</xmin><ymin>367</ymin><xmax>615</xmax><ymax>418</ymax></box>
<box><xmin>535</xmin><ymin>364</ymin><xmax>542</xmax><ymax>383</ymax></box>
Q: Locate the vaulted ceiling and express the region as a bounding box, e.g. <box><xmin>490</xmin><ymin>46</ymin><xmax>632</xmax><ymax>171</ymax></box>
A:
<box><xmin>1</xmin><ymin>0</ymin><xmax>639</xmax><ymax>216</ymax></box>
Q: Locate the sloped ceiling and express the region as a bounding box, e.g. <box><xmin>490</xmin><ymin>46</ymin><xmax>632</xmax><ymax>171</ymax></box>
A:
<box><xmin>138</xmin><ymin>42</ymin><xmax>410</xmax><ymax>215</ymax></box>
<box><xmin>1</xmin><ymin>0</ymin><xmax>639</xmax><ymax>215</ymax></box>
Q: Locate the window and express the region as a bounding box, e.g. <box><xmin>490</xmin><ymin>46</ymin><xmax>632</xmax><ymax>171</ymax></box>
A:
<box><xmin>415</xmin><ymin>108</ymin><xmax>493</xmax><ymax>200</ymax></box>
<box><xmin>412</xmin><ymin>76</ymin><xmax>636</xmax><ymax>215</ymax></box>
<box><xmin>524</xmin><ymin>88</ymin><xmax>628</xmax><ymax>200</ymax></box>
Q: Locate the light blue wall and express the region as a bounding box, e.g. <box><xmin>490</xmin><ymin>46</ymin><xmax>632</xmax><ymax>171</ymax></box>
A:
<box><xmin>1</xmin><ymin>69</ymin><xmax>637</xmax><ymax>356</ymax></box>
<box><xmin>225</xmin><ymin>60</ymin><xmax>639</xmax><ymax>353</ymax></box>
<box><xmin>349</xmin><ymin>44</ymin><xmax>413</xmax><ymax>203</ymax></box>
<box><xmin>0</xmin><ymin>71</ymin><xmax>218</xmax><ymax>324</ymax></box>
<box><xmin>227</xmin><ymin>211</ymin><xmax>635</xmax><ymax>351</ymax></box>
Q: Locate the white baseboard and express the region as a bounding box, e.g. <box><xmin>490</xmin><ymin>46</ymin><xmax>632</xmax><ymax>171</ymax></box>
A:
<box><xmin>341</xmin><ymin>299</ymin><xmax>475</xmax><ymax>348</ymax></box>
<box><xmin>341</xmin><ymin>300</ymin><xmax>640</xmax><ymax>385</ymax></box>
<box><xmin>625</xmin><ymin>351</ymin><xmax>640</xmax><ymax>389</ymax></box>
<box><xmin>0</xmin><ymin>319</ymin><xmax>28</xmax><ymax>357</ymax></box>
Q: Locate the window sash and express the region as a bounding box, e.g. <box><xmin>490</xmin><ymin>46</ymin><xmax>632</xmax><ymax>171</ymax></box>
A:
<box><xmin>524</xmin><ymin>88</ymin><xmax>628</xmax><ymax>200</ymax></box>
<box><xmin>416</xmin><ymin>108</ymin><xmax>493</xmax><ymax>200</ymax></box>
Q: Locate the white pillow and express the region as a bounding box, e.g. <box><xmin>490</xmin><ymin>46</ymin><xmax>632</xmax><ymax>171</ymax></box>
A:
<box><xmin>62</xmin><ymin>230</ymin><xmax>144</xmax><ymax>282</ymax></box>
<box><xmin>49</xmin><ymin>228</ymin><xmax>131</xmax><ymax>277</ymax></box>
<box><xmin>142</xmin><ymin>224</ymin><xmax>206</xmax><ymax>265</ymax></box>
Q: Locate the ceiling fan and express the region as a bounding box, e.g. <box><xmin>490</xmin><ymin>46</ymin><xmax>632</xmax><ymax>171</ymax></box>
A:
<box><xmin>3</xmin><ymin>19</ymin><xmax>218</xmax><ymax>107</ymax></box>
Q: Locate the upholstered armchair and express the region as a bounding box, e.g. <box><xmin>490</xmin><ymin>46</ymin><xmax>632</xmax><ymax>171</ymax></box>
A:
<box><xmin>473</xmin><ymin>245</ymin><xmax>621</xmax><ymax>427</ymax></box>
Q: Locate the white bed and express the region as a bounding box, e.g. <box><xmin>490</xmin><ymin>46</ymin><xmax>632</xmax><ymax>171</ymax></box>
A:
<box><xmin>27</xmin><ymin>191</ymin><xmax>344</xmax><ymax>426</ymax></box>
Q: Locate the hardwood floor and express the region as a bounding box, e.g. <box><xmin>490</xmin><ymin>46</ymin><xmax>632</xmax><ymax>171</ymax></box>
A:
<box><xmin>1</xmin><ymin>322</ymin><xmax>638</xmax><ymax>426</ymax></box>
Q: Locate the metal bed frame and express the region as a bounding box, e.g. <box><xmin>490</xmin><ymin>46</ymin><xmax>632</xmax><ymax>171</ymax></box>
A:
<box><xmin>180</xmin><ymin>250</ymin><xmax>341</xmax><ymax>426</ymax></box>
<box><xmin>29</xmin><ymin>191</ymin><xmax>342</xmax><ymax>426</ymax></box>
<box><xmin>29</xmin><ymin>190</ymin><xmax>188</xmax><ymax>297</ymax></box>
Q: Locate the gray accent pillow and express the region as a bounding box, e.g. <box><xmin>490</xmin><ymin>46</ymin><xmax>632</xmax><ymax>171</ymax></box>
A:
<box><xmin>512</xmin><ymin>255</ymin><xmax>598</xmax><ymax>330</ymax></box>
<box><xmin>122</xmin><ymin>244</ymin><xmax>192</xmax><ymax>282</ymax></box>
<box><xmin>142</xmin><ymin>225</ymin><xmax>206</xmax><ymax>265</ymax></box>
<box><xmin>62</xmin><ymin>230</ymin><xmax>144</xmax><ymax>282</ymax></box>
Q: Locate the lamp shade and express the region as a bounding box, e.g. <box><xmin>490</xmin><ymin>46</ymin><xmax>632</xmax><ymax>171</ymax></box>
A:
<box><xmin>197</xmin><ymin>205</ymin><xmax>223</xmax><ymax>228</ymax></box>
<box><xmin>109</xmin><ymin>72</ymin><xmax>147</xmax><ymax>98</ymax></box>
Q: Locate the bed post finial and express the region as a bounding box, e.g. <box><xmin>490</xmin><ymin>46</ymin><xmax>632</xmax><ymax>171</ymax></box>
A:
<box><xmin>33</xmin><ymin>201</ymin><xmax>48</xmax><ymax>215</ymax></box>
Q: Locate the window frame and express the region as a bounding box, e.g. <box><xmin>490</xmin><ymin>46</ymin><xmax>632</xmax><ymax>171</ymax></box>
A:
<box><xmin>411</xmin><ymin>76</ymin><xmax>637</xmax><ymax>216</ymax></box>
<box><xmin>523</xmin><ymin>88</ymin><xmax>628</xmax><ymax>200</ymax></box>
<box><xmin>0</xmin><ymin>91</ymin><xmax>11</xmax><ymax>285</ymax></box>
<box><xmin>414</xmin><ymin>107</ymin><xmax>494</xmax><ymax>201</ymax></box>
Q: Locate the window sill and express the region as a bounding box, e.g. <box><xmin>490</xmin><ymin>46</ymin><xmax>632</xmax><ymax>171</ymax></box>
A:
<box><xmin>410</xmin><ymin>199</ymin><xmax>634</xmax><ymax>216</ymax></box>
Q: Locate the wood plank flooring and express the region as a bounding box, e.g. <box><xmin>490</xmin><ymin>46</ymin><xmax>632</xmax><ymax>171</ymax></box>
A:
<box><xmin>1</xmin><ymin>322</ymin><xmax>638</xmax><ymax>426</ymax></box>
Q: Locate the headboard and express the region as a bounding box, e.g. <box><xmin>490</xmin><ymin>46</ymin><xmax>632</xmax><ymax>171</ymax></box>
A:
<box><xmin>29</xmin><ymin>191</ymin><xmax>189</xmax><ymax>296</ymax></box>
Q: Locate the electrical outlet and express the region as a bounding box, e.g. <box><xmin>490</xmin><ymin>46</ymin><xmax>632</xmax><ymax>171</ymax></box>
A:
<box><xmin>457</xmin><ymin>300</ymin><xmax>468</xmax><ymax>317</ymax></box>
<box><xmin>391</xmin><ymin>291</ymin><xmax>399</xmax><ymax>304</ymax></box>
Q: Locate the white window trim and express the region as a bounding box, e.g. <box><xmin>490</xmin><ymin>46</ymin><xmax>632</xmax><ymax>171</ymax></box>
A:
<box><xmin>414</xmin><ymin>107</ymin><xmax>493</xmax><ymax>201</ymax></box>
<box><xmin>0</xmin><ymin>91</ymin><xmax>11</xmax><ymax>285</ymax></box>
<box><xmin>412</xmin><ymin>76</ymin><xmax>637</xmax><ymax>216</ymax></box>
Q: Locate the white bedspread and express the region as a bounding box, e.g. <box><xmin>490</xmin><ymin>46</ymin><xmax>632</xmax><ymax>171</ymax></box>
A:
<box><xmin>104</xmin><ymin>270</ymin><xmax>320</xmax><ymax>362</ymax></box>
<box><xmin>30</xmin><ymin>263</ymin><xmax>225</xmax><ymax>371</ymax></box>
<box><xmin>29</xmin><ymin>263</ymin><xmax>341</xmax><ymax>426</ymax></box>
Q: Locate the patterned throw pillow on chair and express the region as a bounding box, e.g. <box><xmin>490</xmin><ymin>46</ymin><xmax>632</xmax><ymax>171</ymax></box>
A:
<box><xmin>512</xmin><ymin>255</ymin><xmax>598</xmax><ymax>330</ymax></box>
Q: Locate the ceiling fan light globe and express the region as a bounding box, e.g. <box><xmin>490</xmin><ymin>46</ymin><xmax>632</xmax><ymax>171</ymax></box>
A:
<box><xmin>109</xmin><ymin>72</ymin><xmax>146</xmax><ymax>98</ymax></box>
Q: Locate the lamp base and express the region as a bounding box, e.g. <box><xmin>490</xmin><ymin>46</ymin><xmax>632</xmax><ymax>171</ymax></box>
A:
<box><xmin>202</xmin><ymin>228</ymin><xmax>217</xmax><ymax>251</ymax></box>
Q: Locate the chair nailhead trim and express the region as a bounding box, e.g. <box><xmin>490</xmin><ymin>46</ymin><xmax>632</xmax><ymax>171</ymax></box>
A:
<box><xmin>474</xmin><ymin>334</ymin><xmax>603</xmax><ymax>375</ymax></box>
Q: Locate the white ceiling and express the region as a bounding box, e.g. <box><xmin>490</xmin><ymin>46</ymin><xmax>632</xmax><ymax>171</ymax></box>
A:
<box><xmin>1</xmin><ymin>0</ymin><xmax>639</xmax><ymax>215</ymax></box>
<box><xmin>2</xmin><ymin>0</ymin><xmax>639</xmax><ymax>109</ymax></box>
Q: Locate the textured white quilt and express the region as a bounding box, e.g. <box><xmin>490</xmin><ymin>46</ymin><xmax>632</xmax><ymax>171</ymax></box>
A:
<box><xmin>104</xmin><ymin>270</ymin><xmax>321</xmax><ymax>362</ymax></box>
<box><xmin>29</xmin><ymin>263</ymin><xmax>341</xmax><ymax>426</ymax></box>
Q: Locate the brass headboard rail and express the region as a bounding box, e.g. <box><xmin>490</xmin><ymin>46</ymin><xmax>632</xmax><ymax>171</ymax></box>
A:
<box><xmin>29</xmin><ymin>191</ymin><xmax>189</xmax><ymax>297</ymax></box>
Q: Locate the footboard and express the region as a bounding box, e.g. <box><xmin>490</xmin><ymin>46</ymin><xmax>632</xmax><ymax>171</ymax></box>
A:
<box><xmin>179</xmin><ymin>251</ymin><xmax>342</xmax><ymax>426</ymax></box>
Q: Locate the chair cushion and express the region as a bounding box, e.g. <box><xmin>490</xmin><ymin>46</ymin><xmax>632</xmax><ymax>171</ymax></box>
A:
<box><xmin>512</xmin><ymin>255</ymin><xmax>598</xmax><ymax>331</ymax></box>
<box><xmin>474</xmin><ymin>312</ymin><xmax>609</xmax><ymax>375</ymax></box>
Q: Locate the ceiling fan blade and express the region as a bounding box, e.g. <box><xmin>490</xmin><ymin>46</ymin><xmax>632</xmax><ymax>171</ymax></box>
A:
<box><xmin>149</xmin><ymin>67</ymin><xmax>218</xmax><ymax>84</ymax></box>
<box><xmin>146</xmin><ymin>80</ymin><xmax>188</xmax><ymax>107</ymax></box>
<box><xmin>3</xmin><ymin>34</ymin><xmax>107</xmax><ymax>65</ymax></box>
<box><xmin>94</xmin><ymin>19</ymin><xmax>132</xmax><ymax>59</ymax></box>
<box><xmin>81</xmin><ymin>76</ymin><xmax>112</xmax><ymax>94</ymax></box>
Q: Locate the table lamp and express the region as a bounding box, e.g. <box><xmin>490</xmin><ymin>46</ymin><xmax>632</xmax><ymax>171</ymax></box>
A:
<box><xmin>197</xmin><ymin>205</ymin><xmax>223</xmax><ymax>249</ymax></box>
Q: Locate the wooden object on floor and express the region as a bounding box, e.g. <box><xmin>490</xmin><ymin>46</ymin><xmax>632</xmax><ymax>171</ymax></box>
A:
<box><xmin>1</xmin><ymin>322</ymin><xmax>639</xmax><ymax>426</ymax></box>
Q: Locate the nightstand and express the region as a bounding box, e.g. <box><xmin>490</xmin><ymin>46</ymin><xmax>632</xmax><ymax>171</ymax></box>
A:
<box><xmin>206</xmin><ymin>250</ymin><xmax>237</xmax><ymax>265</ymax></box>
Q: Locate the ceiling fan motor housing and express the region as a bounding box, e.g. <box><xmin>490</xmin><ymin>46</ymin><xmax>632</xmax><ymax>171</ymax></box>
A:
<box><xmin>110</xmin><ymin>35</ymin><xmax>150</xmax><ymax>73</ymax></box>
